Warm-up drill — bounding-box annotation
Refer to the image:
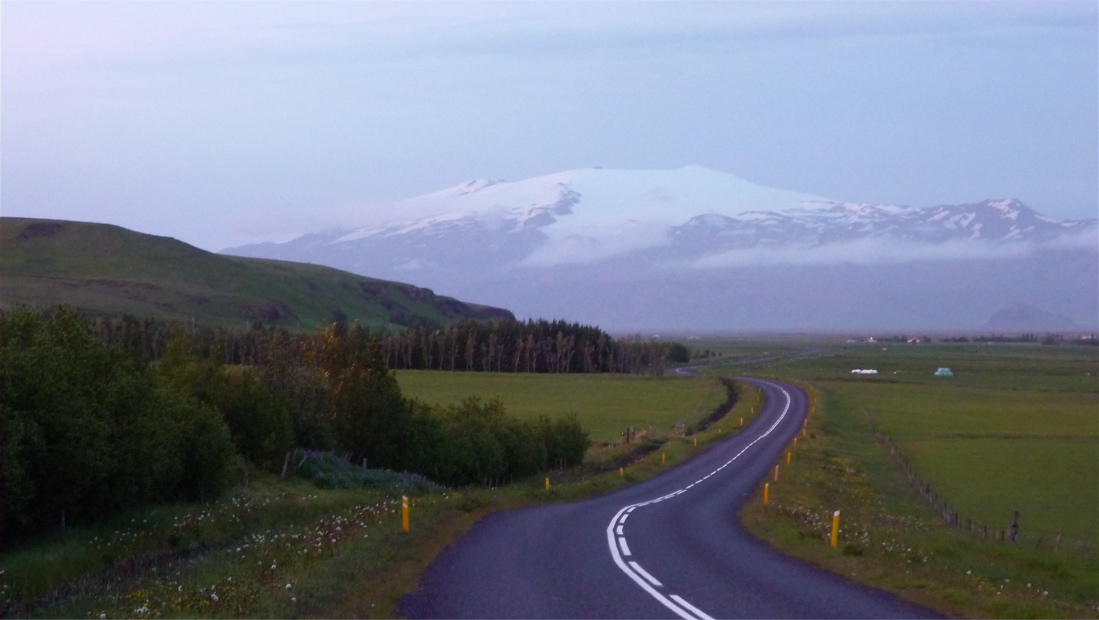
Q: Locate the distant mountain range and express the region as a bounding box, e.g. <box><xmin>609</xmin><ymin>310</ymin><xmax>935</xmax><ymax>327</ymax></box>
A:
<box><xmin>1</xmin><ymin>217</ymin><xmax>513</xmax><ymax>331</ymax></box>
<box><xmin>223</xmin><ymin>166</ymin><xmax>1098</xmax><ymax>331</ymax></box>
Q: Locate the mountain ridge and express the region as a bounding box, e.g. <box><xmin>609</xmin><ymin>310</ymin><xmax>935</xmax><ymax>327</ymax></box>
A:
<box><xmin>220</xmin><ymin>166</ymin><xmax>1098</xmax><ymax>331</ymax></box>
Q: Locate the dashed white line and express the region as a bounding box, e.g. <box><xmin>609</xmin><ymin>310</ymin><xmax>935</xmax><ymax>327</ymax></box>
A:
<box><xmin>605</xmin><ymin>380</ymin><xmax>795</xmax><ymax>620</ymax></box>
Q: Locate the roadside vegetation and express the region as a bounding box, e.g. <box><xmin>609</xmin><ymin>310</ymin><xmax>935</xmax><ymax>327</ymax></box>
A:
<box><xmin>4</xmin><ymin>312</ymin><xmax>1096</xmax><ymax>618</ymax></box>
<box><xmin>0</xmin><ymin>305</ymin><xmax>711</xmax><ymax>617</ymax></box>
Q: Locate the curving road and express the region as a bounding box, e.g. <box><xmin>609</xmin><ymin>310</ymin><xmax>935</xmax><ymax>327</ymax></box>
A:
<box><xmin>399</xmin><ymin>378</ymin><xmax>938</xmax><ymax>619</ymax></box>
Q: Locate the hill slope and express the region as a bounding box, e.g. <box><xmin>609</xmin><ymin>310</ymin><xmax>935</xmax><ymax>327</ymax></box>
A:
<box><xmin>0</xmin><ymin>218</ymin><xmax>513</xmax><ymax>330</ymax></box>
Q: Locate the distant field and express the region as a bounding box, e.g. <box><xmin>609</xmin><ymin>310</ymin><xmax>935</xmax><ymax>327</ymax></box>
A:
<box><xmin>767</xmin><ymin>342</ymin><xmax>1099</xmax><ymax>543</ymax></box>
<box><xmin>395</xmin><ymin>371</ymin><xmax>728</xmax><ymax>443</ymax></box>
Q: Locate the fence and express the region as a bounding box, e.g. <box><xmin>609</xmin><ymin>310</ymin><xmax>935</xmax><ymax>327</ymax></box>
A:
<box><xmin>875</xmin><ymin>432</ymin><xmax>1095</xmax><ymax>558</ymax></box>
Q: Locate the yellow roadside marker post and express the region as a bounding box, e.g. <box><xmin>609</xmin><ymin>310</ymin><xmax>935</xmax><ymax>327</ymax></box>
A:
<box><xmin>831</xmin><ymin>511</ymin><xmax>841</xmax><ymax>547</ymax></box>
<box><xmin>787</xmin><ymin>452</ymin><xmax>791</xmax><ymax>465</ymax></box>
<box><xmin>764</xmin><ymin>483</ymin><xmax>769</xmax><ymax>505</ymax></box>
<box><xmin>402</xmin><ymin>496</ymin><xmax>409</xmax><ymax>533</ymax></box>
<box><xmin>545</xmin><ymin>477</ymin><xmax>550</xmax><ymax>490</ymax></box>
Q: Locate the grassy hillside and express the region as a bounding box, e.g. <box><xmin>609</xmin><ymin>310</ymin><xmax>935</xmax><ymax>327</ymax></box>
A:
<box><xmin>0</xmin><ymin>217</ymin><xmax>513</xmax><ymax>331</ymax></box>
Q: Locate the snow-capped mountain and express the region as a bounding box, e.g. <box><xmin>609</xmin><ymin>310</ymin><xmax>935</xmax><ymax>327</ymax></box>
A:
<box><xmin>223</xmin><ymin>166</ymin><xmax>1097</xmax><ymax>331</ymax></box>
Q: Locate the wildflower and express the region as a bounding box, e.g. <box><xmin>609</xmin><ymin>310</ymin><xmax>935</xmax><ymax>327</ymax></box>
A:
<box><xmin>270</xmin><ymin>563</ymin><xmax>277</xmax><ymax>570</ymax></box>
<box><xmin>211</xmin><ymin>593</ymin><xmax>219</xmax><ymax>602</ymax></box>
<box><xmin>285</xmin><ymin>583</ymin><xmax>292</xmax><ymax>590</ymax></box>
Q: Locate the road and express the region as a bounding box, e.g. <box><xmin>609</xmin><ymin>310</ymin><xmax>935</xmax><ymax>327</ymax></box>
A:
<box><xmin>399</xmin><ymin>378</ymin><xmax>938</xmax><ymax>619</ymax></box>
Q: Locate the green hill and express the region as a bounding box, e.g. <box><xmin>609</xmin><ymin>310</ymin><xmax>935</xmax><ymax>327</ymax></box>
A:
<box><xmin>0</xmin><ymin>217</ymin><xmax>514</xmax><ymax>330</ymax></box>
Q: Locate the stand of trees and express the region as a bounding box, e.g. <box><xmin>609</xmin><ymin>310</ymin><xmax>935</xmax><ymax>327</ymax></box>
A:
<box><xmin>1</xmin><ymin>308</ymin><xmax>598</xmax><ymax>545</ymax></box>
<box><xmin>377</xmin><ymin>320</ymin><xmax>689</xmax><ymax>375</ymax></box>
<box><xmin>87</xmin><ymin>316</ymin><xmax>686</xmax><ymax>376</ymax></box>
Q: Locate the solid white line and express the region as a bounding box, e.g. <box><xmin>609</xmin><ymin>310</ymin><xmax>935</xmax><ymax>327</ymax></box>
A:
<box><xmin>605</xmin><ymin>380</ymin><xmax>795</xmax><ymax>620</ymax></box>
<box><xmin>628</xmin><ymin>561</ymin><xmax>664</xmax><ymax>587</ymax></box>
<box><xmin>671</xmin><ymin>594</ymin><xmax>716</xmax><ymax>620</ymax></box>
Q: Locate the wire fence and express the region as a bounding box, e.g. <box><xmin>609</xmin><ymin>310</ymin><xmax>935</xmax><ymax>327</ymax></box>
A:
<box><xmin>875</xmin><ymin>432</ymin><xmax>1096</xmax><ymax>559</ymax></box>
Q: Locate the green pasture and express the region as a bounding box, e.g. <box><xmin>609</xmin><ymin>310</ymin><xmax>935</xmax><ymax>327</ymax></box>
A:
<box><xmin>770</xmin><ymin>340</ymin><xmax>1099</xmax><ymax>393</ymax></box>
<box><xmin>395</xmin><ymin>371</ymin><xmax>728</xmax><ymax>443</ymax></box>
<box><xmin>763</xmin><ymin>342</ymin><xmax>1099</xmax><ymax>545</ymax></box>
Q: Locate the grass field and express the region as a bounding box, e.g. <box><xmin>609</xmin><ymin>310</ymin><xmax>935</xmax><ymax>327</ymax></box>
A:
<box><xmin>7</xmin><ymin>340</ymin><xmax>1098</xmax><ymax>618</ymax></box>
<box><xmin>732</xmin><ymin>340</ymin><xmax>1099</xmax><ymax>617</ymax></box>
<box><xmin>756</xmin><ymin>342</ymin><xmax>1099</xmax><ymax>544</ymax></box>
<box><xmin>395</xmin><ymin>370</ymin><xmax>729</xmax><ymax>443</ymax></box>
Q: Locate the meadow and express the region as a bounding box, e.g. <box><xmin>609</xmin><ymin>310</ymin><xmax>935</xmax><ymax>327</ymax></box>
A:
<box><xmin>395</xmin><ymin>370</ymin><xmax>729</xmax><ymax>443</ymax></box>
<box><xmin>733</xmin><ymin>339</ymin><xmax>1099</xmax><ymax>617</ymax></box>
<box><xmin>763</xmin><ymin>341</ymin><xmax>1098</xmax><ymax>544</ymax></box>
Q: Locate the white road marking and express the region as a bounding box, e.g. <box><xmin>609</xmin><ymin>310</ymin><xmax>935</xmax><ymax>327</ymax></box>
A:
<box><xmin>605</xmin><ymin>380</ymin><xmax>795</xmax><ymax>620</ymax></box>
<box><xmin>671</xmin><ymin>594</ymin><xmax>716</xmax><ymax>620</ymax></box>
<box><xmin>629</xmin><ymin>561</ymin><xmax>664</xmax><ymax>587</ymax></box>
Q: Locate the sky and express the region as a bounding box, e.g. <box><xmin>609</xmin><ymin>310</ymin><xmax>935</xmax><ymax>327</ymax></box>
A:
<box><xmin>2</xmin><ymin>1</ymin><xmax>1097</xmax><ymax>253</ymax></box>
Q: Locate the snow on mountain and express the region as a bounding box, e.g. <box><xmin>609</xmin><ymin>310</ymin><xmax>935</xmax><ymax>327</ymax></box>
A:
<box><xmin>221</xmin><ymin>166</ymin><xmax>1098</xmax><ymax>330</ymax></box>
<box><xmin>319</xmin><ymin>168</ymin><xmax>1094</xmax><ymax>265</ymax></box>
<box><xmin>333</xmin><ymin>165</ymin><xmax>834</xmax><ymax>245</ymax></box>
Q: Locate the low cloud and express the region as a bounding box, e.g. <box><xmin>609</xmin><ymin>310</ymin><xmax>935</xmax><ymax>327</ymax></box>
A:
<box><xmin>682</xmin><ymin>237</ymin><xmax>1045</xmax><ymax>269</ymax></box>
<box><xmin>520</xmin><ymin>222</ymin><xmax>671</xmax><ymax>266</ymax></box>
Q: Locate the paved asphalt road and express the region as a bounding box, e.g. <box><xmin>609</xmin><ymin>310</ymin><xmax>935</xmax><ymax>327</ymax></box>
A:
<box><xmin>399</xmin><ymin>378</ymin><xmax>939</xmax><ymax>619</ymax></box>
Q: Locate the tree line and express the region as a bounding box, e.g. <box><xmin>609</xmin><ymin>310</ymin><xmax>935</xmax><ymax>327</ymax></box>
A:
<box><xmin>86</xmin><ymin>315</ymin><xmax>689</xmax><ymax>376</ymax></box>
<box><xmin>377</xmin><ymin>320</ymin><xmax>689</xmax><ymax>374</ymax></box>
<box><xmin>0</xmin><ymin>307</ymin><xmax>597</xmax><ymax>545</ymax></box>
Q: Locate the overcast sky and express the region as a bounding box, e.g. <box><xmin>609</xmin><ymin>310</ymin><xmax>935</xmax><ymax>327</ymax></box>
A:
<box><xmin>3</xmin><ymin>1</ymin><xmax>1096</xmax><ymax>252</ymax></box>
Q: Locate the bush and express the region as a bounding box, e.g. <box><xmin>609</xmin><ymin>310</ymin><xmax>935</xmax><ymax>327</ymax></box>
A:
<box><xmin>291</xmin><ymin>449</ymin><xmax>439</xmax><ymax>494</ymax></box>
<box><xmin>0</xmin><ymin>306</ymin><xmax>236</xmax><ymax>542</ymax></box>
